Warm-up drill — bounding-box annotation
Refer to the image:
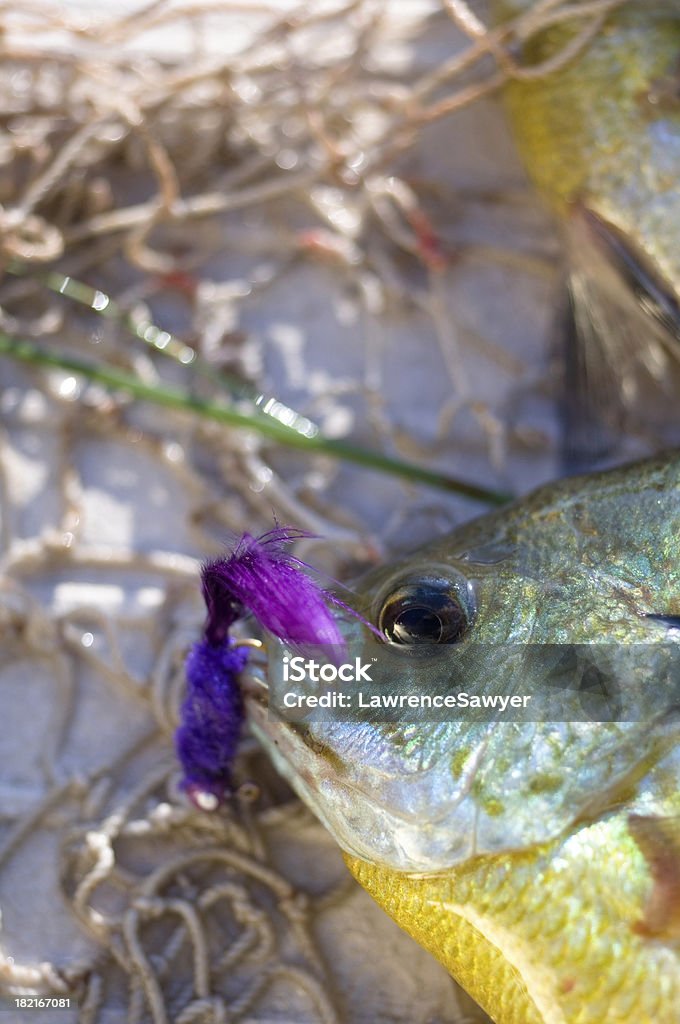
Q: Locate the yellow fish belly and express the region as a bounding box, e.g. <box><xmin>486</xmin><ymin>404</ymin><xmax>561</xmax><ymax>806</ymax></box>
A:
<box><xmin>346</xmin><ymin>813</ymin><xmax>680</xmax><ymax>1024</ymax></box>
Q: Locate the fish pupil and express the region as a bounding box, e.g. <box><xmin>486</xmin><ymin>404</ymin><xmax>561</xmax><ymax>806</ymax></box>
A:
<box><xmin>379</xmin><ymin>581</ymin><xmax>469</xmax><ymax>646</ymax></box>
<box><xmin>391</xmin><ymin>606</ymin><xmax>444</xmax><ymax>644</ymax></box>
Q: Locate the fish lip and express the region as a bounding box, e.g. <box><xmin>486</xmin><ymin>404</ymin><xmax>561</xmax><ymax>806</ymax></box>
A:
<box><xmin>240</xmin><ymin>667</ymin><xmax>269</xmax><ymax>705</ymax></box>
<box><xmin>233</xmin><ymin>636</ymin><xmax>270</xmax><ymax>707</ymax></box>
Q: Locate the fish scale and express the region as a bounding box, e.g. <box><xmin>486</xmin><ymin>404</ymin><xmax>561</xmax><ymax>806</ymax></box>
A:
<box><xmin>346</xmin><ymin>812</ymin><xmax>680</xmax><ymax>1023</ymax></box>
<box><xmin>491</xmin><ymin>1</ymin><xmax>680</xmax><ymax>462</ymax></box>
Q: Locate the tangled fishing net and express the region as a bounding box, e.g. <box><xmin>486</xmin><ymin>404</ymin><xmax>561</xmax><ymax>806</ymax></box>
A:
<box><xmin>0</xmin><ymin>2</ymin><xmax>629</xmax><ymax>1021</ymax></box>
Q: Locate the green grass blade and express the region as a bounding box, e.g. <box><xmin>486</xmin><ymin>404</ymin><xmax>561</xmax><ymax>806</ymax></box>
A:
<box><xmin>0</xmin><ymin>331</ymin><xmax>512</xmax><ymax>505</ymax></box>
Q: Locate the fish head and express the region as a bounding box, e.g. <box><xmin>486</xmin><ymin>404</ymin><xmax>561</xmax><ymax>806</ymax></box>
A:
<box><xmin>245</xmin><ymin>458</ymin><xmax>680</xmax><ymax>872</ymax></box>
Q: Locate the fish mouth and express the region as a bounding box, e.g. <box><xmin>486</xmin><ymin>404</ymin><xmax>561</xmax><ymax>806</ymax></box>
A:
<box><xmin>236</xmin><ymin>635</ymin><xmax>392</xmax><ymax>864</ymax></box>
<box><xmin>235</xmin><ymin>633</ymin><xmax>488</xmax><ymax>872</ymax></box>
<box><xmin>237</xmin><ymin>641</ymin><xmax>359</xmax><ymax>854</ymax></box>
<box><xmin>235</xmin><ymin>636</ymin><xmax>308</xmax><ymax>745</ymax></box>
<box><xmin>236</xmin><ymin>637</ymin><xmax>270</xmax><ymax>705</ymax></box>
<box><xmin>236</xmin><ymin>636</ymin><xmax>318</xmax><ymax>754</ymax></box>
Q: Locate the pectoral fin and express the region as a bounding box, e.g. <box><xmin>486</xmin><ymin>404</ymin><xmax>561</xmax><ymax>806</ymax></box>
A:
<box><xmin>560</xmin><ymin>204</ymin><xmax>680</xmax><ymax>471</ymax></box>
<box><xmin>629</xmin><ymin>814</ymin><xmax>680</xmax><ymax>939</ymax></box>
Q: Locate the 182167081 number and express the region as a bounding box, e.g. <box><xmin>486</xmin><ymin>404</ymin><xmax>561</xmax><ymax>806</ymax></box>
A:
<box><xmin>12</xmin><ymin>998</ymin><xmax>71</xmax><ymax>1009</ymax></box>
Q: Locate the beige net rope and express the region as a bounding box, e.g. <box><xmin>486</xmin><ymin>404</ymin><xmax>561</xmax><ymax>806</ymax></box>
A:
<box><xmin>0</xmin><ymin>2</ymin><xmax>627</xmax><ymax>1022</ymax></box>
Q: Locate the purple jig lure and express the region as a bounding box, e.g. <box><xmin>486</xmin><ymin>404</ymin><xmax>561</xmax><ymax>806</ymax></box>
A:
<box><xmin>176</xmin><ymin>526</ymin><xmax>356</xmax><ymax>808</ymax></box>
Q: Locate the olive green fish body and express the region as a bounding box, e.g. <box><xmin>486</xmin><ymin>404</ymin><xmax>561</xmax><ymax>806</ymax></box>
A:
<box><xmin>491</xmin><ymin>2</ymin><xmax>680</xmax><ymax>458</ymax></box>
<box><xmin>250</xmin><ymin>10</ymin><xmax>680</xmax><ymax>1014</ymax></box>
<box><xmin>493</xmin><ymin>3</ymin><xmax>680</xmax><ymax>289</ymax></box>
<box><xmin>248</xmin><ymin>452</ymin><xmax>680</xmax><ymax>1023</ymax></box>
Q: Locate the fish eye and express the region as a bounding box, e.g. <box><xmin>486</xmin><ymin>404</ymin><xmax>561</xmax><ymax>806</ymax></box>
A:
<box><xmin>378</xmin><ymin>578</ymin><xmax>471</xmax><ymax>646</ymax></box>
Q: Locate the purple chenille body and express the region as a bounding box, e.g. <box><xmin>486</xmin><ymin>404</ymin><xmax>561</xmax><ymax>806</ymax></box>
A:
<box><xmin>175</xmin><ymin>526</ymin><xmax>354</xmax><ymax>805</ymax></box>
<box><xmin>176</xmin><ymin>640</ymin><xmax>250</xmax><ymax>804</ymax></box>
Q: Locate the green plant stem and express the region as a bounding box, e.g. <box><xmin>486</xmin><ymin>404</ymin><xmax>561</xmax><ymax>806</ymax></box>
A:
<box><xmin>11</xmin><ymin>264</ymin><xmax>263</xmax><ymax>391</ymax></box>
<box><xmin>0</xmin><ymin>332</ymin><xmax>512</xmax><ymax>505</ymax></box>
<box><xmin>8</xmin><ymin>262</ymin><xmax>320</xmax><ymax>437</ymax></box>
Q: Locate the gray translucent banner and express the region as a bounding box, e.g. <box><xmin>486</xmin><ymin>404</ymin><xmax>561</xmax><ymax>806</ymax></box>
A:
<box><xmin>266</xmin><ymin>642</ymin><xmax>680</xmax><ymax>723</ymax></box>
